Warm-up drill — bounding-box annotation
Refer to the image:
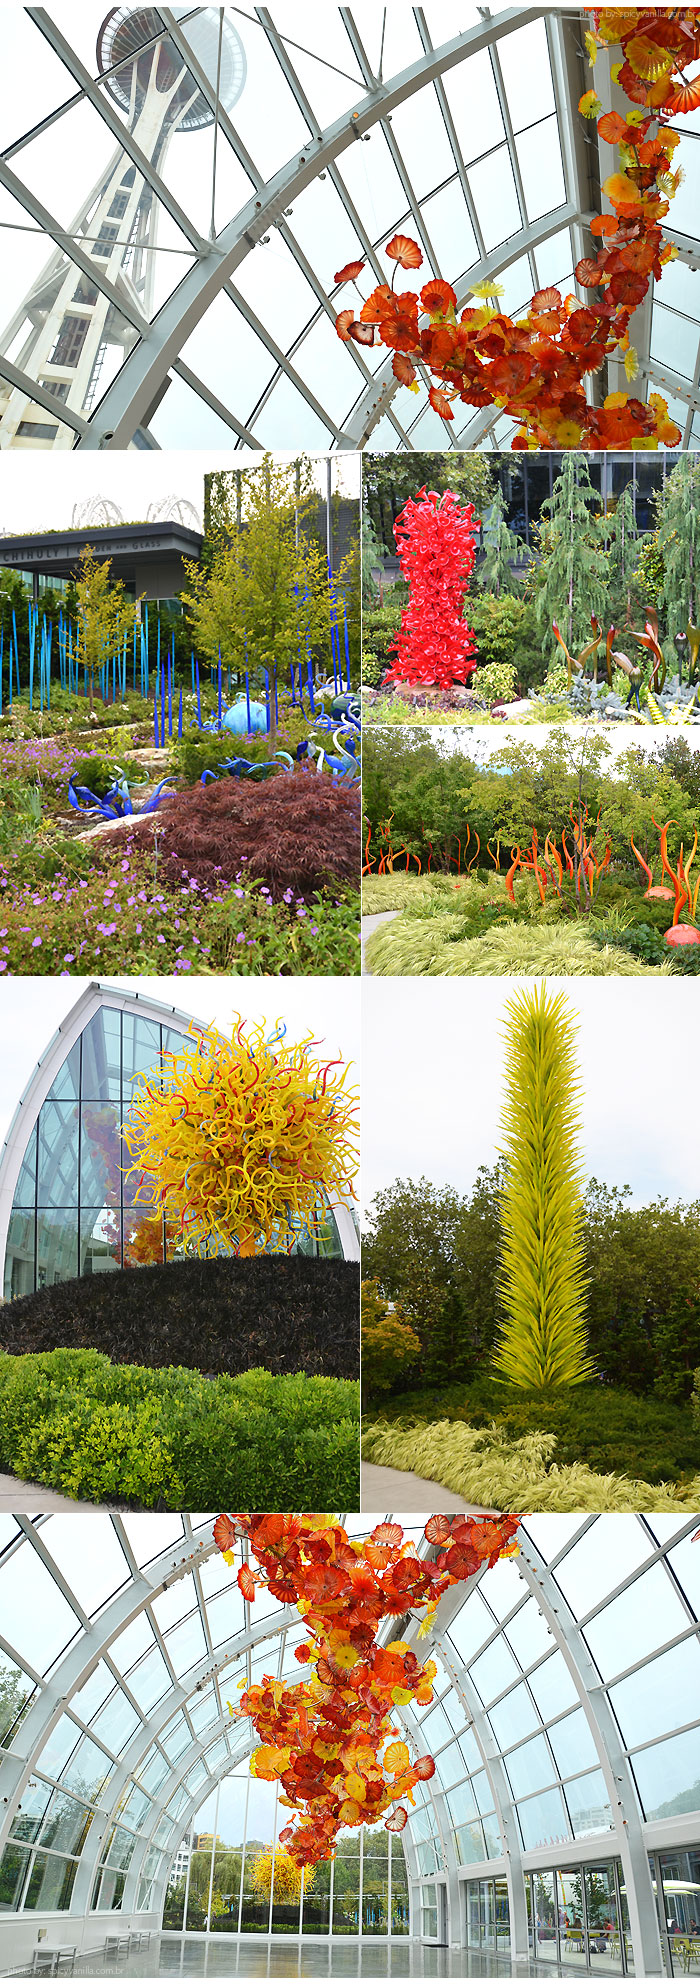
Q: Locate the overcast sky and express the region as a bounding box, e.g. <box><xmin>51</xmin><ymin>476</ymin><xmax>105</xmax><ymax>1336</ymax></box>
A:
<box><xmin>0</xmin><ymin>978</ymin><xmax>360</xmax><ymax>1172</ymax></box>
<box><xmin>382</xmin><ymin>724</ymin><xmax>700</xmax><ymax>767</ymax></box>
<box><xmin>0</xmin><ymin>451</ymin><xmax>359</xmax><ymax>538</ymax></box>
<box><xmin>363</xmin><ymin>976</ymin><xmax>700</xmax><ymax>1219</ymax></box>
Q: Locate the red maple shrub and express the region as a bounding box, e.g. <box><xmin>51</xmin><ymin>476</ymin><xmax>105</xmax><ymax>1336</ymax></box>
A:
<box><xmin>131</xmin><ymin>768</ymin><xmax>360</xmax><ymax>899</ymax></box>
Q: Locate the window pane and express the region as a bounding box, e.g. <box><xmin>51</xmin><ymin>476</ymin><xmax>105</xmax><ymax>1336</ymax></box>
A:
<box><xmin>610</xmin><ymin>1639</ymin><xmax>700</xmax><ymax>1749</ymax></box>
<box><xmin>631</xmin><ymin>1726</ymin><xmax>700</xmax><ymax>1820</ymax></box>
<box><xmin>517</xmin><ymin>1785</ymin><xmax>569</xmax><ymax>1851</ymax></box>
<box><xmin>584</xmin><ymin>1565</ymin><xmax>688</xmax><ymax>1681</ymax></box>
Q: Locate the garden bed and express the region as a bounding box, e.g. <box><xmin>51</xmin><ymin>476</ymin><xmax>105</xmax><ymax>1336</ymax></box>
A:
<box><xmin>362</xmin><ymin>873</ymin><xmax>673</xmax><ymax>976</ymax></box>
<box><xmin>360</xmin><ymin>1411</ymin><xmax>700</xmax><ymax>1514</ymax></box>
<box><xmin>0</xmin><ymin>1349</ymin><xmax>359</xmax><ymax>1508</ymax></box>
<box><xmin>0</xmin><ymin>1255</ymin><xmax>359</xmax><ymax>1380</ymax></box>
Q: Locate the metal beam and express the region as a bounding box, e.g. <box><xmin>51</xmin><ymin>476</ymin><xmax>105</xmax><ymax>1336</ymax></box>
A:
<box><xmin>516</xmin><ymin>1529</ymin><xmax>664</xmax><ymax>1977</ymax></box>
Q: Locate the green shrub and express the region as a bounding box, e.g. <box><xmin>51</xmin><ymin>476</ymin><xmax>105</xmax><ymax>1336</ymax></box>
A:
<box><xmin>692</xmin><ymin>1370</ymin><xmax>700</xmax><ymax>1427</ymax></box>
<box><xmin>71</xmin><ymin>751</ymin><xmax>140</xmax><ymax>797</ymax></box>
<box><xmin>468</xmin><ymin>593</ymin><xmax>542</xmax><ymax>689</ymax></box>
<box><xmin>360</xmin><ymin>1417</ymin><xmax>700</xmax><ymax>1512</ymax></box>
<box><xmin>365</xmin><ymin>1375</ymin><xmax>700</xmax><ymax>1484</ymax></box>
<box><xmin>362</xmin><ymin>652</ymin><xmax>385</xmax><ymax>690</ymax></box>
<box><xmin>471</xmin><ymin>661</ymin><xmax>518</xmax><ymax>707</ymax></box>
<box><xmin>362</xmin><ymin>599</ymin><xmax>404</xmax><ymax>669</ymax></box>
<box><xmin>0</xmin><ymin>1352</ymin><xmax>360</xmax><ymax>1508</ymax></box>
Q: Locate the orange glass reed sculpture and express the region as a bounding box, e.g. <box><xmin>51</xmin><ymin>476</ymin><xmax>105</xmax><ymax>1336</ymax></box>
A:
<box><xmin>213</xmin><ymin>1512</ymin><xmax>520</xmax><ymax>1866</ymax></box>
<box><xmin>335</xmin><ymin>8</ymin><xmax>700</xmax><ymax>449</ymax></box>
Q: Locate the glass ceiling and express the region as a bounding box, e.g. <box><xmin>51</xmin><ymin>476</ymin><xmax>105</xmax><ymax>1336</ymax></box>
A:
<box><xmin>1</xmin><ymin>1515</ymin><xmax>699</xmax><ymax>1928</ymax></box>
<box><xmin>1</xmin><ymin>7</ymin><xmax>698</xmax><ymax>455</ymax></box>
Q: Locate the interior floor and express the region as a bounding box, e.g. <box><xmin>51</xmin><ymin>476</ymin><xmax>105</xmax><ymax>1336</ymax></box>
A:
<box><xmin>45</xmin><ymin>1935</ymin><xmax>595</xmax><ymax>1979</ymax></box>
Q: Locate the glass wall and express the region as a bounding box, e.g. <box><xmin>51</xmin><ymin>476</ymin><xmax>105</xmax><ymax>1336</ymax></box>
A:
<box><xmin>163</xmin><ymin>1767</ymin><xmax>409</xmax><ymax>1939</ymax></box>
<box><xmin>3</xmin><ymin>1001</ymin><xmax>345</xmax><ymax>1298</ymax></box>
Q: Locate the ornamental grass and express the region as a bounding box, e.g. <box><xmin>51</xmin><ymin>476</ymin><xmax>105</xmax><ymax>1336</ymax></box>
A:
<box><xmin>360</xmin><ymin>1419</ymin><xmax>700</xmax><ymax>1514</ymax></box>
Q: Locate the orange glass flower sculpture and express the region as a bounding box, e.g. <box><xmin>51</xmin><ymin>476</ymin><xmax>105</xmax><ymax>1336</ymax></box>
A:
<box><xmin>335</xmin><ymin>10</ymin><xmax>700</xmax><ymax>449</ymax></box>
<box><xmin>123</xmin><ymin>1017</ymin><xmax>358</xmax><ymax>1258</ymax></box>
<box><xmin>214</xmin><ymin>1511</ymin><xmax>520</xmax><ymax>1866</ymax></box>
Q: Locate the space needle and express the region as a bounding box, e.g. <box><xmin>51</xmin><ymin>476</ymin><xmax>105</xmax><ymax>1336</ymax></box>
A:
<box><xmin>0</xmin><ymin>8</ymin><xmax>245</xmax><ymax>450</ymax></box>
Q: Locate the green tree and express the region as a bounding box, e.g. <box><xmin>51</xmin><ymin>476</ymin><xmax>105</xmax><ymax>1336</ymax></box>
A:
<box><xmin>533</xmin><ymin>455</ymin><xmax>608</xmax><ymax>658</ymax></box>
<box><xmin>183</xmin><ymin>456</ymin><xmax>355</xmax><ymax>710</ymax></box>
<box><xmin>477</xmin><ymin>483</ymin><xmax>526</xmax><ymax>596</ymax></box>
<box><xmin>657</xmin><ymin>453</ymin><xmax>700</xmax><ymax>636</ymax></box>
<box><xmin>361</xmin><ymin>1280</ymin><xmax>421</xmax><ymax>1403</ymax></box>
<box><xmin>74</xmin><ymin>547</ymin><xmax>139</xmax><ymax>712</ymax></box>
<box><xmin>605</xmin><ymin>483</ymin><xmax>640</xmax><ymax>627</ymax></box>
<box><xmin>362</xmin><ymin>1167</ymin><xmax>504</xmax><ymax>1382</ymax></box>
<box><xmin>495</xmin><ymin>985</ymin><xmax>593</xmax><ymax>1390</ymax></box>
<box><xmin>583</xmin><ymin>1180</ymin><xmax>700</xmax><ymax>1398</ymax></box>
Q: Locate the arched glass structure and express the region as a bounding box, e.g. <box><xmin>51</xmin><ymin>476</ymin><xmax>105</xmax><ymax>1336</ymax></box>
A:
<box><xmin>2</xmin><ymin>7</ymin><xmax>699</xmax><ymax>454</ymax></box>
<box><xmin>1</xmin><ymin>1514</ymin><xmax>699</xmax><ymax>1977</ymax></box>
<box><xmin>0</xmin><ymin>983</ymin><xmax>355</xmax><ymax>1300</ymax></box>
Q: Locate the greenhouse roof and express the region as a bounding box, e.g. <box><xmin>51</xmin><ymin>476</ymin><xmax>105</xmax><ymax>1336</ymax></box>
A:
<box><xmin>1</xmin><ymin>1513</ymin><xmax>699</xmax><ymax>1930</ymax></box>
<box><xmin>1</xmin><ymin>7</ymin><xmax>699</xmax><ymax>454</ymax></box>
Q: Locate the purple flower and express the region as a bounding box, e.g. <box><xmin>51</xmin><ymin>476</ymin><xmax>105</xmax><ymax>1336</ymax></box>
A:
<box><xmin>32</xmin><ymin>935</ymin><xmax>43</xmax><ymax>948</ymax></box>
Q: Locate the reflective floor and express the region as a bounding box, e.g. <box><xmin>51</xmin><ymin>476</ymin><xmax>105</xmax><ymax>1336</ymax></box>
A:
<box><xmin>63</xmin><ymin>1936</ymin><xmax>592</xmax><ymax>1979</ymax></box>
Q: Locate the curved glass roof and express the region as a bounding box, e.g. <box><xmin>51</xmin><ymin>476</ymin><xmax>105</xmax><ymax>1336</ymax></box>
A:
<box><xmin>1</xmin><ymin>1514</ymin><xmax>699</xmax><ymax>1956</ymax></box>
<box><xmin>2</xmin><ymin>6</ymin><xmax>698</xmax><ymax>454</ymax></box>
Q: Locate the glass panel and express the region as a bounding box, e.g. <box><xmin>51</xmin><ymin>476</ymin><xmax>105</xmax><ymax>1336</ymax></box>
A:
<box><xmin>0</xmin><ymin>1542</ymin><xmax>80</xmax><ymax>1672</ymax></box>
<box><xmin>554</xmin><ymin>1520</ymin><xmax>652</xmax><ymax>1616</ymax></box>
<box><xmin>548</xmin><ymin>1708</ymin><xmax>599</xmax><ymax>1780</ymax></box>
<box><xmin>4</xmin><ymin>1209</ymin><xmax>35</xmax><ymax>1300</ymax></box>
<box><xmin>24</xmin><ymin>1852</ymin><xmax>78</xmax><ymax>1912</ymax></box>
<box><xmin>533</xmin><ymin>1870</ymin><xmax>558</xmax><ymax>1954</ymax></box>
<box><xmin>0</xmin><ymin>1648</ymin><xmax>35</xmax><ymax>1747</ymax></box>
<box><xmin>42</xmin><ymin>1515</ymin><xmax>129</xmax><ymax>1617</ymax></box>
<box><xmin>78</xmin><ymin>1205</ymin><xmax>121</xmax><ymax>1275</ymax></box>
<box><xmin>80</xmin><ymin>1011</ymin><xmax>121</xmax><ymax>1100</ymax></box>
<box><xmin>80</xmin><ymin>1104</ymin><xmax>122</xmax><ymax>1206</ymax></box>
<box><xmin>47</xmin><ymin>1041</ymin><xmax>81</xmax><ymax>1104</ymax></box>
<box><xmin>11</xmin><ymin>1126</ymin><xmax>37</xmax><ymax>1206</ymax></box>
<box><xmin>632</xmin><ymin>1726</ymin><xmax>700</xmax><ymax>1820</ymax></box>
<box><xmin>39</xmin><ymin>1789</ymin><xmax>93</xmax><ymax>1856</ymax></box>
<box><xmin>584</xmin><ymin>1566</ymin><xmax>688</xmax><ymax>1681</ymax></box>
<box><xmin>470</xmin><ymin>1636</ymin><xmax>520</xmax><ymax>1703</ymax></box>
<box><xmin>529</xmin><ymin>1653</ymin><xmax>579</xmax><ymax>1721</ymax></box>
<box><xmin>658</xmin><ymin>1847</ymin><xmax>700</xmax><ymax>1964</ymax></box>
<box><xmin>489</xmin><ymin>1683</ymin><xmax>540</xmax><ymax>1749</ymax></box>
<box><xmin>506</xmin><ymin>1732</ymin><xmax>555</xmax><ymax>1800</ymax></box>
<box><xmin>0</xmin><ymin>1842</ymin><xmax>30</xmax><ymax>1912</ymax></box>
<box><xmin>518</xmin><ymin>1786</ymin><xmax>570</xmax><ymax>1852</ymax></box>
<box><xmin>9</xmin><ymin>1778</ymin><xmax>52</xmax><ymax>1844</ymax></box>
<box><xmin>37</xmin><ymin>1103</ymin><xmax>79</xmax><ymax>1207</ymax></box>
<box><xmin>36</xmin><ymin>1208</ymin><xmax>79</xmax><ymax>1287</ymax></box>
<box><xmin>557</xmin><ymin>1868</ymin><xmax>586</xmax><ymax>1968</ymax></box>
<box><xmin>122</xmin><ymin>1016</ymin><xmax>164</xmax><ymax>1096</ymax></box>
<box><xmin>611</xmin><ymin>1640</ymin><xmax>700</xmax><ymax>1749</ymax></box>
<box><xmin>585</xmin><ymin>1863</ymin><xmax>621</xmax><ymax>1972</ymax></box>
<box><xmin>566</xmin><ymin>1771</ymin><xmax>614</xmax><ymax>1839</ymax></box>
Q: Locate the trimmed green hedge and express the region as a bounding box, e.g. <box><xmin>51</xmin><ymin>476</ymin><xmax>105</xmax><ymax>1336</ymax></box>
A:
<box><xmin>0</xmin><ymin>1351</ymin><xmax>359</xmax><ymax>1508</ymax></box>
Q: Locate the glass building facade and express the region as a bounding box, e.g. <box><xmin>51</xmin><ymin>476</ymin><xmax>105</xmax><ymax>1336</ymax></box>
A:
<box><xmin>0</xmin><ymin>989</ymin><xmax>348</xmax><ymax>1301</ymax></box>
<box><xmin>0</xmin><ymin>1515</ymin><xmax>699</xmax><ymax>1975</ymax></box>
<box><xmin>1</xmin><ymin>7</ymin><xmax>698</xmax><ymax>454</ymax></box>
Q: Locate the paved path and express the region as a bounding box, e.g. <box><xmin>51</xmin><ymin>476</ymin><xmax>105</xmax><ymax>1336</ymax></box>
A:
<box><xmin>361</xmin><ymin>1460</ymin><xmax>490</xmax><ymax>1513</ymax></box>
<box><xmin>0</xmin><ymin>1472</ymin><xmax>112</xmax><ymax>1512</ymax></box>
<box><xmin>361</xmin><ymin>908</ymin><xmax>398</xmax><ymax>974</ymax></box>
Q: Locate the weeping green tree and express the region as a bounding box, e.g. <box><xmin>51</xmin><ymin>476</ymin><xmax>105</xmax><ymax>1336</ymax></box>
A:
<box><xmin>605</xmin><ymin>483</ymin><xmax>640</xmax><ymax>627</ymax></box>
<box><xmin>533</xmin><ymin>455</ymin><xmax>608</xmax><ymax>658</ymax></box>
<box><xmin>494</xmin><ymin>985</ymin><xmax>593</xmax><ymax>1390</ymax></box>
<box><xmin>477</xmin><ymin>483</ymin><xmax>526</xmax><ymax>597</ymax></box>
<box><xmin>657</xmin><ymin>453</ymin><xmax>700</xmax><ymax>638</ymax></box>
